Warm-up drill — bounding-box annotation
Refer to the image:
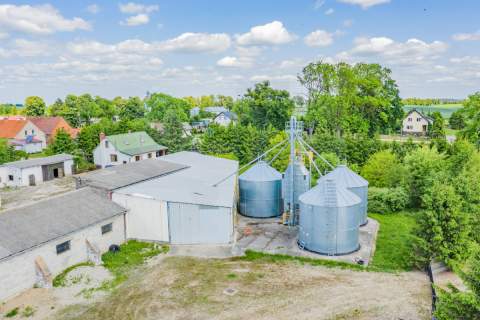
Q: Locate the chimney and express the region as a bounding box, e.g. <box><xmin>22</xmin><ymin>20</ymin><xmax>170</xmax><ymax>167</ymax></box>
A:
<box><xmin>99</xmin><ymin>132</ymin><xmax>106</xmax><ymax>141</ymax></box>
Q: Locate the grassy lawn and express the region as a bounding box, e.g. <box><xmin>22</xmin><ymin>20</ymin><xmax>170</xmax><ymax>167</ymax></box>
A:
<box><xmin>445</xmin><ymin>128</ymin><xmax>459</xmax><ymax>136</ymax></box>
<box><xmin>403</xmin><ymin>104</ymin><xmax>463</xmax><ymax>118</ymax></box>
<box><xmin>369</xmin><ymin>212</ymin><xmax>417</xmax><ymax>272</ymax></box>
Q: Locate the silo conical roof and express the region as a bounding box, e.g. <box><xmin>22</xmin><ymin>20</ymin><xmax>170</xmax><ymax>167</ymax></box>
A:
<box><xmin>299</xmin><ymin>178</ymin><xmax>361</xmax><ymax>207</ymax></box>
<box><xmin>322</xmin><ymin>165</ymin><xmax>368</xmax><ymax>187</ymax></box>
<box><xmin>239</xmin><ymin>161</ymin><xmax>282</xmax><ymax>182</ymax></box>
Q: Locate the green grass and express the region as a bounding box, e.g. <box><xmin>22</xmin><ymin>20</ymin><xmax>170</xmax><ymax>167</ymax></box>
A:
<box><xmin>53</xmin><ymin>262</ymin><xmax>94</xmax><ymax>287</ymax></box>
<box><xmin>445</xmin><ymin>128</ymin><xmax>459</xmax><ymax>136</ymax></box>
<box><xmin>100</xmin><ymin>240</ymin><xmax>169</xmax><ymax>290</ymax></box>
<box><xmin>369</xmin><ymin>212</ymin><xmax>417</xmax><ymax>272</ymax></box>
<box><xmin>4</xmin><ymin>307</ymin><xmax>19</xmax><ymax>318</ymax></box>
<box><xmin>235</xmin><ymin>250</ymin><xmax>367</xmax><ymax>271</ymax></box>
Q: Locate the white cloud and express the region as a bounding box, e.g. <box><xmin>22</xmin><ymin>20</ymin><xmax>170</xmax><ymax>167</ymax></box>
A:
<box><xmin>341</xmin><ymin>37</ymin><xmax>448</xmax><ymax>65</ymax></box>
<box><xmin>452</xmin><ymin>30</ymin><xmax>480</xmax><ymax>41</ymax></box>
<box><xmin>304</xmin><ymin>30</ymin><xmax>334</xmax><ymax>47</ymax></box>
<box><xmin>157</xmin><ymin>32</ymin><xmax>231</xmax><ymax>53</ymax></box>
<box><xmin>86</xmin><ymin>4</ymin><xmax>100</xmax><ymax>14</ymax></box>
<box><xmin>13</xmin><ymin>39</ymin><xmax>52</xmax><ymax>57</ymax></box>
<box><xmin>119</xmin><ymin>2</ymin><xmax>158</xmax><ymax>26</ymax></box>
<box><xmin>0</xmin><ymin>31</ymin><xmax>8</xmax><ymax>39</ymax></box>
<box><xmin>123</xmin><ymin>13</ymin><xmax>150</xmax><ymax>26</ymax></box>
<box><xmin>314</xmin><ymin>0</ymin><xmax>326</xmax><ymax>10</ymax></box>
<box><xmin>337</xmin><ymin>0</ymin><xmax>390</xmax><ymax>9</ymax></box>
<box><xmin>236</xmin><ymin>21</ymin><xmax>296</xmax><ymax>46</ymax></box>
<box><xmin>119</xmin><ymin>2</ymin><xmax>159</xmax><ymax>14</ymax></box>
<box><xmin>279</xmin><ymin>58</ymin><xmax>305</xmax><ymax>69</ymax></box>
<box><xmin>217</xmin><ymin>56</ymin><xmax>253</xmax><ymax>68</ymax></box>
<box><xmin>250</xmin><ymin>74</ymin><xmax>297</xmax><ymax>82</ymax></box>
<box><xmin>325</xmin><ymin>8</ymin><xmax>335</xmax><ymax>15</ymax></box>
<box><xmin>0</xmin><ymin>4</ymin><xmax>90</xmax><ymax>35</ymax></box>
<box><xmin>343</xmin><ymin>19</ymin><xmax>354</xmax><ymax>27</ymax></box>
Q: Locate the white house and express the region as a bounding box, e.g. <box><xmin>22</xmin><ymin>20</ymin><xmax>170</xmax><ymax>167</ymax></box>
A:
<box><xmin>93</xmin><ymin>131</ymin><xmax>167</xmax><ymax>169</ymax></box>
<box><xmin>0</xmin><ymin>154</ymin><xmax>74</xmax><ymax>188</ymax></box>
<box><xmin>112</xmin><ymin>152</ymin><xmax>238</xmax><ymax>245</ymax></box>
<box><xmin>0</xmin><ymin>188</ymin><xmax>126</xmax><ymax>302</ymax></box>
<box><xmin>0</xmin><ymin>119</ymin><xmax>46</xmax><ymax>153</ymax></box>
<box><xmin>402</xmin><ymin>110</ymin><xmax>433</xmax><ymax>135</ymax></box>
<box><xmin>213</xmin><ymin>111</ymin><xmax>238</xmax><ymax>127</ymax></box>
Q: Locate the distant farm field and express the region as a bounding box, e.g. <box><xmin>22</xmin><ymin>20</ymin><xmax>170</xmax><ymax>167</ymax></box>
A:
<box><xmin>403</xmin><ymin>104</ymin><xmax>463</xmax><ymax>118</ymax></box>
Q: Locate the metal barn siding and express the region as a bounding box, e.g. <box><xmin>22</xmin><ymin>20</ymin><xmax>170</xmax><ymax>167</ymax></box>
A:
<box><xmin>167</xmin><ymin>202</ymin><xmax>233</xmax><ymax>244</ymax></box>
<box><xmin>323</xmin><ymin>165</ymin><xmax>369</xmax><ymax>226</ymax></box>
<box><xmin>298</xmin><ymin>178</ymin><xmax>362</xmax><ymax>255</ymax></box>
<box><xmin>238</xmin><ymin>161</ymin><xmax>282</xmax><ymax>218</ymax></box>
<box><xmin>283</xmin><ymin>160</ymin><xmax>310</xmax><ymax>214</ymax></box>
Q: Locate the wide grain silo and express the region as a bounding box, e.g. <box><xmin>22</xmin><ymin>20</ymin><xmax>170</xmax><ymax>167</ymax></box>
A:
<box><xmin>323</xmin><ymin>165</ymin><xmax>369</xmax><ymax>226</ymax></box>
<box><xmin>298</xmin><ymin>178</ymin><xmax>362</xmax><ymax>255</ymax></box>
<box><xmin>238</xmin><ymin>161</ymin><xmax>283</xmax><ymax>218</ymax></box>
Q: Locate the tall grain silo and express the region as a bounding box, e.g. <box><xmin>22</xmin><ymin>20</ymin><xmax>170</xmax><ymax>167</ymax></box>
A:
<box><xmin>323</xmin><ymin>165</ymin><xmax>369</xmax><ymax>226</ymax></box>
<box><xmin>238</xmin><ymin>161</ymin><xmax>283</xmax><ymax>218</ymax></box>
<box><xmin>298</xmin><ymin>178</ymin><xmax>362</xmax><ymax>255</ymax></box>
<box><xmin>283</xmin><ymin>159</ymin><xmax>310</xmax><ymax>218</ymax></box>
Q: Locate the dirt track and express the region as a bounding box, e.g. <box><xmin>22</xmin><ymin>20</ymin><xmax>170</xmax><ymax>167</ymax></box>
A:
<box><xmin>54</xmin><ymin>256</ymin><xmax>431</xmax><ymax>320</ymax></box>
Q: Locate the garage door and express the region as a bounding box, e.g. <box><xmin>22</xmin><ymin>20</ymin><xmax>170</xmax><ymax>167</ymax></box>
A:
<box><xmin>168</xmin><ymin>202</ymin><xmax>232</xmax><ymax>244</ymax></box>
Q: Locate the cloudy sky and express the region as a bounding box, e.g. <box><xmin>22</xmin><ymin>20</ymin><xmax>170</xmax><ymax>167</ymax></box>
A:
<box><xmin>0</xmin><ymin>0</ymin><xmax>479</xmax><ymax>103</ymax></box>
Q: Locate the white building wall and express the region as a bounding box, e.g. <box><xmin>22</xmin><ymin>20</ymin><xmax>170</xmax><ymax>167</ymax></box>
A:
<box><xmin>93</xmin><ymin>138</ymin><xmax>162</xmax><ymax>168</ymax></box>
<box><xmin>0</xmin><ymin>214</ymin><xmax>125</xmax><ymax>302</ymax></box>
<box><xmin>112</xmin><ymin>193</ymin><xmax>169</xmax><ymax>242</ymax></box>
<box><xmin>19</xmin><ymin>166</ymin><xmax>43</xmax><ymax>187</ymax></box>
<box><xmin>63</xmin><ymin>159</ymin><xmax>74</xmax><ymax>175</ymax></box>
<box><xmin>14</xmin><ymin>121</ymin><xmax>47</xmax><ymax>150</ymax></box>
<box><xmin>402</xmin><ymin>111</ymin><xmax>430</xmax><ymax>134</ymax></box>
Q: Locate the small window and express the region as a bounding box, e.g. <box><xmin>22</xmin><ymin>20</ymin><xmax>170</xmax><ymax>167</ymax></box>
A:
<box><xmin>123</xmin><ymin>161</ymin><xmax>127</xmax><ymax>164</ymax></box>
<box><xmin>110</xmin><ymin>154</ymin><xmax>118</xmax><ymax>162</ymax></box>
<box><xmin>32</xmin><ymin>129</ymin><xmax>35</xmax><ymax>134</ymax></box>
<box><xmin>135</xmin><ymin>155</ymin><xmax>141</xmax><ymax>161</ymax></box>
<box><xmin>408</xmin><ymin>117</ymin><xmax>412</xmax><ymax>122</ymax></box>
<box><xmin>148</xmin><ymin>153</ymin><xmax>152</xmax><ymax>159</ymax></box>
<box><xmin>105</xmin><ymin>140</ymin><xmax>109</xmax><ymax>148</ymax></box>
<box><xmin>56</xmin><ymin>241</ymin><xmax>70</xmax><ymax>255</ymax></box>
<box><xmin>101</xmin><ymin>223</ymin><xmax>113</xmax><ymax>235</ymax></box>
<box><xmin>417</xmin><ymin>118</ymin><xmax>421</xmax><ymax>122</ymax></box>
<box><xmin>24</xmin><ymin>130</ymin><xmax>28</xmax><ymax>135</ymax></box>
<box><xmin>156</xmin><ymin>151</ymin><xmax>161</xmax><ymax>157</ymax></box>
<box><xmin>8</xmin><ymin>175</ymin><xmax>13</xmax><ymax>181</ymax></box>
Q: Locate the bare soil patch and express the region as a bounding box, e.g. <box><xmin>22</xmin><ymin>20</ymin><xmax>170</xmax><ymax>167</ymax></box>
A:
<box><xmin>54</xmin><ymin>256</ymin><xmax>432</xmax><ymax>320</ymax></box>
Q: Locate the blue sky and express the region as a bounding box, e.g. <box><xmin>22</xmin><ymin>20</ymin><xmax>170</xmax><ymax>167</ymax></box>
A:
<box><xmin>0</xmin><ymin>0</ymin><xmax>479</xmax><ymax>103</ymax></box>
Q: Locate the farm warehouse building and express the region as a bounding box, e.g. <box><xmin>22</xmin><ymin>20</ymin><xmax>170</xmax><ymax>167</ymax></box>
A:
<box><xmin>0</xmin><ymin>188</ymin><xmax>126</xmax><ymax>302</ymax></box>
<box><xmin>0</xmin><ymin>154</ymin><xmax>74</xmax><ymax>187</ymax></box>
<box><xmin>112</xmin><ymin>152</ymin><xmax>239</xmax><ymax>245</ymax></box>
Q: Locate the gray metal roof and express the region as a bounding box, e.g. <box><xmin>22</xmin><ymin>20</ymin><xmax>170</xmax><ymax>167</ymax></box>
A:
<box><xmin>299</xmin><ymin>178</ymin><xmax>361</xmax><ymax>207</ymax></box>
<box><xmin>1</xmin><ymin>154</ymin><xmax>74</xmax><ymax>169</ymax></box>
<box><xmin>76</xmin><ymin>159</ymin><xmax>188</xmax><ymax>190</ymax></box>
<box><xmin>0</xmin><ymin>187</ymin><xmax>126</xmax><ymax>261</ymax></box>
<box><xmin>115</xmin><ymin>151</ymin><xmax>239</xmax><ymax>207</ymax></box>
<box><xmin>239</xmin><ymin>161</ymin><xmax>281</xmax><ymax>182</ymax></box>
<box><xmin>322</xmin><ymin>165</ymin><xmax>369</xmax><ymax>188</ymax></box>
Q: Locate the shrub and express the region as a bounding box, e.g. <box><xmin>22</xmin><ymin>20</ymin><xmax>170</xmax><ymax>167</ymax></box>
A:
<box><xmin>368</xmin><ymin>187</ymin><xmax>408</xmax><ymax>214</ymax></box>
<box><xmin>361</xmin><ymin>150</ymin><xmax>405</xmax><ymax>188</ymax></box>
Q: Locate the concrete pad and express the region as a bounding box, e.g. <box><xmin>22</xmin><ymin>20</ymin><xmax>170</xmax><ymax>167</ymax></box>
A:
<box><xmin>234</xmin><ymin>215</ymin><xmax>379</xmax><ymax>266</ymax></box>
<box><xmin>168</xmin><ymin>244</ymin><xmax>234</xmax><ymax>259</ymax></box>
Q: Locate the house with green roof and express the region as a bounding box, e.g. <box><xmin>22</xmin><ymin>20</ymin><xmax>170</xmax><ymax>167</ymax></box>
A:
<box><xmin>93</xmin><ymin>131</ymin><xmax>167</xmax><ymax>168</ymax></box>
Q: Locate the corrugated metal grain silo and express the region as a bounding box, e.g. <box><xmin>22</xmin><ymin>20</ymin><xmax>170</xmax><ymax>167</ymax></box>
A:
<box><xmin>323</xmin><ymin>165</ymin><xmax>369</xmax><ymax>226</ymax></box>
<box><xmin>298</xmin><ymin>178</ymin><xmax>362</xmax><ymax>255</ymax></box>
<box><xmin>238</xmin><ymin>161</ymin><xmax>283</xmax><ymax>218</ymax></box>
<box><xmin>282</xmin><ymin>159</ymin><xmax>310</xmax><ymax>214</ymax></box>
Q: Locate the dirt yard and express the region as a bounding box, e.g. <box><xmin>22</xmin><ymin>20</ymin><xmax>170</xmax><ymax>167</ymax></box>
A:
<box><xmin>51</xmin><ymin>256</ymin><xmax>431</xmax><ymax>320</ymax></box>
<box><xmin>0</xmin><ymin>176</ymin><xmax>75</xmax><ymax>211</ymax></box>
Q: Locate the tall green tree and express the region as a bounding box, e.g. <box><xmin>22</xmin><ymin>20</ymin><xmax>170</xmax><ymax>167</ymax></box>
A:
<box><xmin>24</xmin><ymin>96</ymin><xmax>46</xmax><ymax>116</ymax></box>
<box><xmin>449</xmin><ymin>110</ymin><xmax>466</xmax><ymax>130</ymax></box>
<box><xmin>403</xmin><ymin>146</ymin><xmax>446</xmax><ymax>208</ymax></box>
<box><xmin>0</xmin><ymin>139</ymin><xmax>24</xmax><ymax>164</ymax></box>
<box><xmin>413</xmin><ymin>182</ymin><xmax>472</xmax><ymax>267</ymax></box>
<box><xmin>460</xmin><ymin>92</ymin><xmax>480</xmax><ymax>147</ymax></box>
<box><xmin>299</xmin><ymin>61</ymin><xmax>403</xmax><ymax>136</ymax></box>
<box><xmin>361</xmin><ymin>150</ymin><xmax>405</xmax><ymax>188</ymax></box>
<box><xmin>159</xmin><ymin>108</ymin><xmax>191</xmax><ymax>152</ymax></box>
<box><xmin>45</xmin><ymin>129</ymin><xmax>77</xmax><ymax>156</ymax></box>
<box><xmin>233</xmin><ymin>81</ymin><xmax>294</xmax><ymax>130</ymax></box>
<box><xmin>118</xmin><ymin>97</ymin><xmax>145</xmax><ymax>121</ymax></box>
<box><xmin>146</xmin><ymin>93</ymin><xmax>189</xmax><ymax>122</ymax></box>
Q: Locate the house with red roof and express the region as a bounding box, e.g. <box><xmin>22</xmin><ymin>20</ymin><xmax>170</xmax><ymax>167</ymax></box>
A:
<box><xmin>0</xmin><ymin>116</ymin><xmax>78</xmax><ymax>153</ymax></box>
